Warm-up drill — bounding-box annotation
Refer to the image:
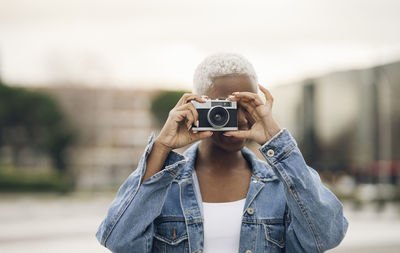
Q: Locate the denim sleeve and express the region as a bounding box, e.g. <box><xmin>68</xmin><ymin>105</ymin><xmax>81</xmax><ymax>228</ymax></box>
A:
<box><xmin>259</xmin><ymin>129</ymin><xmax>348</xmax><ymax>253</ymax></box>
<box><xmin>95</xmin><ymin>132</ymin><xmax>187</xmax><ymax>253</ymax></box>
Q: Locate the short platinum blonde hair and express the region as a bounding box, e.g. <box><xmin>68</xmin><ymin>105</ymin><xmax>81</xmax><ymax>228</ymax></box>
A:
<box><xmin>193</xmin><ymin>53</ymin><xmax>258</xmax><ymax>95</ymax></box>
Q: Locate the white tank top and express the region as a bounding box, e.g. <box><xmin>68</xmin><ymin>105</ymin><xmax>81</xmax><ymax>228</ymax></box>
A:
<box><xmin>202</xmin><ymin>198</ymin><xmax>246</xmax><ymax>253</ymax></box>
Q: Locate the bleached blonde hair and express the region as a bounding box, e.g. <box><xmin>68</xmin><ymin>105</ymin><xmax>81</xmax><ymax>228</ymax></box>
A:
<box><xmin>193</xmin><ymin>53</ymin><xmax>258</xmax><ymax>95</ymax></box>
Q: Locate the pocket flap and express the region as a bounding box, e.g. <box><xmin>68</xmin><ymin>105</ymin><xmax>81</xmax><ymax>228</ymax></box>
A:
<box><xmin>154</xmin><ymin>217</ymin><xmax>188</xmax><ymax>245</ymax></box>
<box><xmin>263</xmin><ymin>221</ymin><xmax>285</xmax><ymax>248</ymax></box>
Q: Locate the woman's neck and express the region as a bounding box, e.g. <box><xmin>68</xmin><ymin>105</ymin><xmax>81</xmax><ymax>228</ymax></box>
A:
<box><xmin>196</xmin><ymin>139</ymin><xmax>247</xmax><ymax>174</ymax></box>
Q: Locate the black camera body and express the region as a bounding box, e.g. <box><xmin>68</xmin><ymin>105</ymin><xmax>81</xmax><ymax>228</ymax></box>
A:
<box><xmin>191</xmin><ymin>99</ymin><xmax>238</xmax><ymax>131</ymax></box>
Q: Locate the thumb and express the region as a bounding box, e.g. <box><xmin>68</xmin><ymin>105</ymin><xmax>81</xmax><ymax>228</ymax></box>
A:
<box><xmin>223</xmin><ymin>130</ymin><xmax>251</xmax><ymax>138</ymax></box>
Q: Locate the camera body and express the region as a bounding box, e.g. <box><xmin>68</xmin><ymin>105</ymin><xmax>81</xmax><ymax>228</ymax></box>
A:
<box><xmin>191</xmin><ymin>99</ymin><xmax>238</xmax><ymax>131</ymax></box>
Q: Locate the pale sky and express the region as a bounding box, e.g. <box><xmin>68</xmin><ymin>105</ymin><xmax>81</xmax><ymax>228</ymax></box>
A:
<box><xmin>1</xmin><ymin>0</ymin><xmax>400</xmax><ymax>89</ymax></box>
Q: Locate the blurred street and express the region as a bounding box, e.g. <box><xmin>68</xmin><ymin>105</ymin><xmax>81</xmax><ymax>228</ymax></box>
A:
<box><xmin>0</xmin><ymin>193</ymin><xmax>399</xmax><ymax>253</ymax></box>
<box><xmin>0</xmin><ymin>193</ymin><xmax>110</xmax><ymax>253</ymax></box>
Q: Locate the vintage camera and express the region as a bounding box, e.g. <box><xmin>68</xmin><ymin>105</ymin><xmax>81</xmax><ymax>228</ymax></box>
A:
<box><xmin>191</xmin><ymin>99</ymin><xmax>238</xmax><ymax>131</ymax></box>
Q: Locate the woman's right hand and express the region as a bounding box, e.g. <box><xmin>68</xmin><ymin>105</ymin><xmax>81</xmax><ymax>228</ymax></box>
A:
<box><xmin>155</xmin><ymin>93</ymin><xmax>213</xmax><ymax>151</ymax></box>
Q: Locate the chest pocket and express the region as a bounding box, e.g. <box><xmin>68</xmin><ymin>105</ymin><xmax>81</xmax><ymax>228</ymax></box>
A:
<box><xmin>153</xmin><ymin>216</ymin><xmax>189</xmax><ymax>252</ymax></box>
<box><xmin>263</xmin><ymin>219</ymin><xmax>285</xmax><ymax>250</ymax></box>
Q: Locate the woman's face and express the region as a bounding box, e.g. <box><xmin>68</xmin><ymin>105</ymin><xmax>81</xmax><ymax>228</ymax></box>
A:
<box><xmin>204</xmin><ymin>74</ymin><xmax>257</xmax><ymax>151</ymax></box>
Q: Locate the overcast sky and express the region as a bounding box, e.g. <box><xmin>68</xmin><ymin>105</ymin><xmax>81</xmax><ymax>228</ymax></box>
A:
<box><xmin>1</xmin><ymin>0</ymin><xmax>400</xmax><ymax>89</ymax></box>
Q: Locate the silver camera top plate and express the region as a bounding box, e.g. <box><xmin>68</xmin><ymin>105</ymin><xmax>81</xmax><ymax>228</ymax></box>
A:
<box><xmin>191</xmin><ymin>99</ymin><xmax>237</xmax><ymax>108</ymax></box>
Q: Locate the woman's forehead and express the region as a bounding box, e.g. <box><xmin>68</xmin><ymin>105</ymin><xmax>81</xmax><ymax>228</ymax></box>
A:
<box><xmin>206</xmin><ymin>75</ymin><xmax>257</xmax><ymax>98</ymax></box>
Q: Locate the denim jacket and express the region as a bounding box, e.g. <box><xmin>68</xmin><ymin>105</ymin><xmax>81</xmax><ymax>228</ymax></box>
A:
<box><xmin>96</xmin><ymin>129</ymin><xmax>348</xmax><ymax>253</ymax></box>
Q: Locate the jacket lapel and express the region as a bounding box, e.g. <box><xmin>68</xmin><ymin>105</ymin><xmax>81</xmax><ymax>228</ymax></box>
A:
<box><xmin>179</xmin><ymin>178</ymin><xmax>204</xmax><ymax>253</ymax></box>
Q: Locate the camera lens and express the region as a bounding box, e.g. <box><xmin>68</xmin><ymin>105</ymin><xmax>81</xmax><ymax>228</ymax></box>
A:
<box><xmin>207</xmin><ymin>106</ymin><xmax>230</xmax><ymax>128</ymax></box>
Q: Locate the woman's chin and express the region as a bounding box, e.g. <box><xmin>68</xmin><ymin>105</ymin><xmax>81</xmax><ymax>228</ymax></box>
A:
<box><xmin>222</xmin><ymin>135</ymin><xmax>244</xmax><ymax>143</ymax></box>
<box><xmin>219</xmin><ymin>134</ymin><xmax>247</xmax><ymax>150</ymax></box>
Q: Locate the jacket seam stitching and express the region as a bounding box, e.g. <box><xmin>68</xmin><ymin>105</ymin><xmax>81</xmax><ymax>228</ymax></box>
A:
<box><xmin>103</xmin><ymin>184</ymin><xmax>141</xmax><ymax>246</ymax></box>
<box><xmin>272</xmin><ymin>145</ymin><xmax>296</xmax><ymax>164</ymax></box>
<box><xmin>264</xmin><ymin>152</ymin><xmax>323</xmax><ymax>253</ymax></box>
<box><xmin>285</xmin><ymin>168</ymin><xmax>323</xmax><ymax>252</ymax></box>
<box><xmin>179</xmin><ymin>182</ymin><xmax>192</xmax><ymax>252</ymax></box>
<box><xmin>103</xmin><ymin>148</ymin><xmax>150</xmax><ymax>245</ymax></box>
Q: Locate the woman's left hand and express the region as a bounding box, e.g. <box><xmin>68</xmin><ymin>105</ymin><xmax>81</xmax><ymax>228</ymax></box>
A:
<box><xmin>224</xmin><ymin>84</ymin><xmax>282</xmax><ymax>145</ymax></box>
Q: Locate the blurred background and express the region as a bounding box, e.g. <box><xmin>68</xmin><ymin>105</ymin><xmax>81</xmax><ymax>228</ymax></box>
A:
<box><xmin>1</xmin><ymin>0</ymin><xmax>400</xmax><ymax>252</ymax></box>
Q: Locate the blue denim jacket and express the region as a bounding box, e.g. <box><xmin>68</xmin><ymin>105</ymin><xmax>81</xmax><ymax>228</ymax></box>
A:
<box><xmin>96</xmin><ymin>129</ymin><xmax>348</xmax><ymax>253</ymax></box>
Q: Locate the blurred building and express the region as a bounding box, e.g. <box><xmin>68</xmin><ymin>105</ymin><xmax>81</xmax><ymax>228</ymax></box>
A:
<box><xmin>271</xmin><ymin>61</ymin><xmax>400</xmax><ymax>183</ymax></box>
<box><xmin>27</xmin><ymin>60</ymin><xmax>399</xmax><ymax>189</ymax></box>
<box><xmin>37</xmin><ymin>86</ymin><xmax>158</xmax><ymax>190</ymax></box>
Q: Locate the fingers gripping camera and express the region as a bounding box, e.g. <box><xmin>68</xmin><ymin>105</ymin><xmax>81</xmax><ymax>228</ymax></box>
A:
<box><xmin>191</xmin><ymin>99</ymin><xmax>238</xmax><ymax>131</ymax></box>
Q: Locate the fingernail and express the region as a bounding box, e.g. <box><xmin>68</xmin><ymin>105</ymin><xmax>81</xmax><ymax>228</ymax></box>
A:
<box><xmin>196</xmin><ymin>120</ymin><xmax>199</xmax><ymax>127</ymax></box>
<box><xmin>223</xmin><ymin>132</ymin><xmax>231</xmax><ymax>136</ymax></box>
<box><xmin>188</xmin><ymin>125</ymin><xmax>192</xmax><ymax>130</ymax></box>
<box><xmin>233</xmin><ymin>92</ymin><xmax>239</xmax><ymax>94</ymax></box>
<box><xmin>228</xmin><ymin>95</ymin><xmax>235</xmax><ymax>100</ymax></box>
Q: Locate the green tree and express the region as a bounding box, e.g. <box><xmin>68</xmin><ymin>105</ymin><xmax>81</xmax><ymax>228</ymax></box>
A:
<box><xmin>150</xmin><ymin>90</ymin><xmax>188</xmax><ymax>127</ymax></box>
<box><xmin>0</xmin><ymin>81</ymin><xmax>76</xmax><ymax>171</ymax></box>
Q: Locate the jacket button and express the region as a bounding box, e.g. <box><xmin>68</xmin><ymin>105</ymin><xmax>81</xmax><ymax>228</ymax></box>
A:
<box><xmin>245</xmin><ymin>250</ymin><xmax>253</xmax><ymax>253</ymax></box>
<box><xmin>246</xmin><ymin>207</ymin><xmax>254</xmax><ymax>215</ymax></box>
<box><xmin>267</xmin><ymin>149</ymin><xmax>275</xmax><ymax>157</ymax></box>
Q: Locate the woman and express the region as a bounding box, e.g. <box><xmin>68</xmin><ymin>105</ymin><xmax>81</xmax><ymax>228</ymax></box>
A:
<box><xmin>96</xmin><ymin>53</ymin><xmax>348</xmax><ymax>253</ymax></box>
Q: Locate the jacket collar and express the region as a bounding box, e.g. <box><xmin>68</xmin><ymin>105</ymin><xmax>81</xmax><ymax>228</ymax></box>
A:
<box><xmin>176</xmin><ymin>141</ymin><xmax>278</xmax><ymax>182</ymax></box>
